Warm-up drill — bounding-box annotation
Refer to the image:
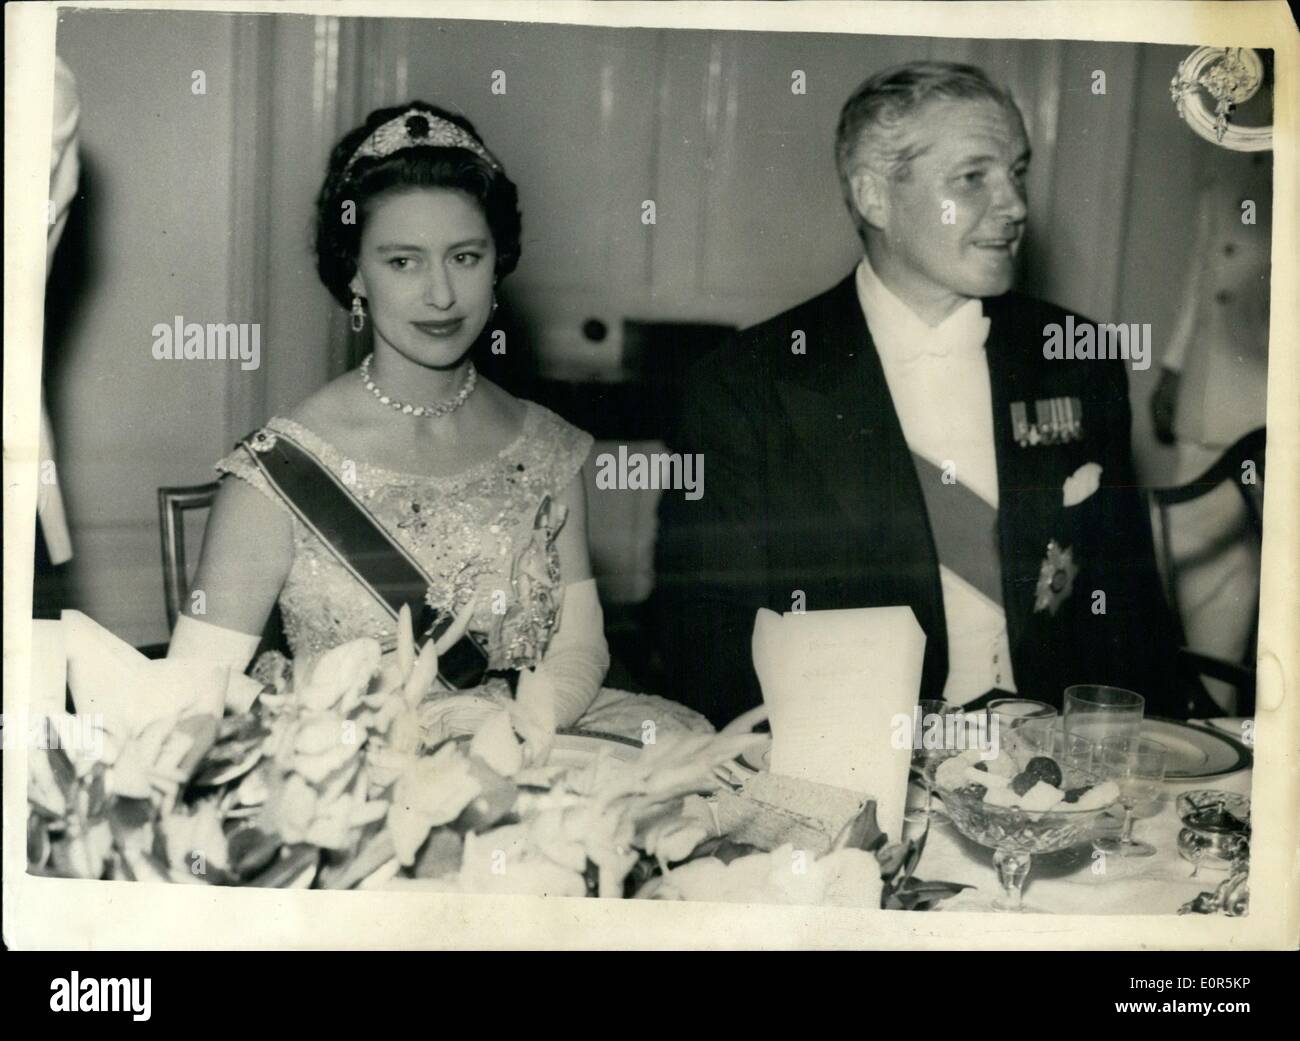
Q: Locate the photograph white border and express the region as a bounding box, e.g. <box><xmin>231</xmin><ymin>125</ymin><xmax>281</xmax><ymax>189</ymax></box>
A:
<box><xmin>5</xmin><ymin>0</ymin><xmax>1297</xmax><ymax>950</ymax></box>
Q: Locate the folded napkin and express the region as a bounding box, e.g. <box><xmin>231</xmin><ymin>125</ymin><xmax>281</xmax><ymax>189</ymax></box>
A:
<box><xmin>62</xmin><ymin>610</ymin><xmax>252</xmax><ymax>733</ymax></box>
<box><xmin>752</xmin><ymin>606</ymin><xmax>926</xmax><ymax>842</ymax></box>
<box><xmin>30</xmin><ymin>619</ymin><xmax>69</xmax><ymax>719</ymax></box>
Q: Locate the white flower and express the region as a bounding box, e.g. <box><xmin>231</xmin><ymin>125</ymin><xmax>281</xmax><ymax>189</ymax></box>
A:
<box><xmin>386</xmin><ymin>743</ymin><xmax>483</xmax><ymax>865</ymax></box>
<box><xmin>816</xmin><ymin>848</ymin><xmax>886</xmax><ymax>909</ymax></box>
<box><xmin>455</xmin><ymin>828</ymin><xmax>587</xmax><ymax>898</ymax></box>
<box><xmin>1062</xmin><ymin>462</ymin><xmax>1103</xmax><ymax>507</ymax></box>
<box><xmin>298</xmin><ymin>638</ymin><xmax>381</xmax><ymax>713</ymax></box>
<box><xmin>261</xmin><ymin>773</ymin><xmax>317</xmax><ymax>844</ymax></box>
<box><xmin>469</xmin><ymin>708</ymin><xmax>524</xmax><ymax>777</ymax></box>
<box><xmin>161</xmin><ymin>800</ymin><xmax>229</xmax><ymax>873</ymax></box>
<box><xmin>291</xmin><ymin>712</ymin><xmax>361</xmax><ymax>785</ymax></box>
<box><xmin>642</xmin><ymin>816</ymin><xmax>710</xmax><ymax>866</ymax></box>
<box><xmin>651</xmin><ymin>845</ymin><xmax>884</xmax><ymax>908</ymax></box>
<box><xmin>100</xmin><ymin>714</ymin><xmax>217</xmax><ymax>800</ymax></box>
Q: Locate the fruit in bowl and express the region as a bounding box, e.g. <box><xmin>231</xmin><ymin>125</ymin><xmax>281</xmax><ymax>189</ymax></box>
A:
<box><xmin>932</xmin><ymin>741</ymin><xmax>1121</xmax><ymax>911</ymax></box>
<box><xmin>935</xmin><ymin>749</ymin><xmax>1119</xmax><ymax>817</ymax></box>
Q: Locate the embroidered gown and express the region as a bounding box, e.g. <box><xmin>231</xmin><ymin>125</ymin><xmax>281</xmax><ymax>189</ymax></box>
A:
<box><xmin>215</xmin><ymin>402</ymin><xmax>593</xmax><ymax>678</ymax></box>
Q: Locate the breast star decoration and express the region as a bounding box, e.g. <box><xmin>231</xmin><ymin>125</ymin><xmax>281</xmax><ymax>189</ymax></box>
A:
<box><xmin>1033</xmin><ymin>539</ymin><xmax>1078</xmax><ymax>616</ymax></box>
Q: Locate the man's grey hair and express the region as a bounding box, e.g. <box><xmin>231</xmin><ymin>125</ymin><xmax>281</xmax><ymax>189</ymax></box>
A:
<box><xmin>835</xmin><ymin>61</ymin><xmax>1023</xmax><ymax>241</ymax></box>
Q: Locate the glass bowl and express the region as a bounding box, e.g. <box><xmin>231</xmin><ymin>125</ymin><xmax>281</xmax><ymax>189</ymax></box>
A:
<box><xmin>935</xmin><ymin>759</ymin><xmax>1118</xmax><ymax>911</ymax></box>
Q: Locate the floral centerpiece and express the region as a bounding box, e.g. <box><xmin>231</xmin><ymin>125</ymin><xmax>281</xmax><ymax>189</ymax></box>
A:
<box><xmin>26</xmin><ymin>610</ymin><xmax>966</xmax><ymax>908</ymax></box>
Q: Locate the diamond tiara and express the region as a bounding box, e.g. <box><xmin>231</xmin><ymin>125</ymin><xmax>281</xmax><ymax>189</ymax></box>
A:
<box><xmin>343</xmin><ymin>109</ymin><xmax>502</xmax><ymax>175</ymax></box>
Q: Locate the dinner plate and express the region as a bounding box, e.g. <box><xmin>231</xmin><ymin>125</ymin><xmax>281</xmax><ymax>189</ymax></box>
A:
<box><xmin>1051</xmin><ymin>715</ymin><xmax>1251</xmax><ymax>779</ymax></box>
<box><xmin>732</xmin><ymin>717</ymin><xmax>1252</xmax><ymax>780</ymax></box>
<box><xmin>1140</xmin><ymin>717</ymin><xmax>1252</xmax><ymax>779</ymax></box>
<box><xmin>549</xmin><ymin>729</ymin><xmax>643</xmax><ymax>766</ymax></box>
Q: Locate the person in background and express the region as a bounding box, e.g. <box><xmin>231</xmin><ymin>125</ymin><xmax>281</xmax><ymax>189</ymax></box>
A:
<box><xmin>1149</xmin><ymin>156</ymin><xmax>1271</xmax><ymax>713</ymax></box>
<box><xmin>34</xmin><ymin>57</ymin><xmax>80</xmax><ymax>617</ymax></box>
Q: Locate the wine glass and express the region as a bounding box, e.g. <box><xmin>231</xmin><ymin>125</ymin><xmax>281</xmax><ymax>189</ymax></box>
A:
<box><xmin>1095</xmin><ymin>736</ymin><xmax>1169</xmax><ymax>858</ymax></box>
<box><xmin>1022</xmin><ymin>726</ymin><xmax>1098</xmax><ymax>776</ymax></box>
<box><xmin>1063</xmin><ymin>685</ymin><xmax>1144</xmax><ymax>746</ymax></box>
<box><xmin>906</xmin><ymin>699</ymin><xmax>961</xmax><ymax>831</ymax></box>
<box><xmin>986</xmin><ymin>698</ymin><xmax>1057</xmax><ymax>763</ymax></box>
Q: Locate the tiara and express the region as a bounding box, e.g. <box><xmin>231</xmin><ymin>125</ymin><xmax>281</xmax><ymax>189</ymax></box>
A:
<box><xmin>343</xmin><ymin>109</ymin><xmax>502</xmax><ymax>175</ymax></box>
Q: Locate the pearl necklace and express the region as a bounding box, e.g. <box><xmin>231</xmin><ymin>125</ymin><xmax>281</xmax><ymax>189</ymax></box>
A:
<box><xmin>359</xmin><ymin>354</ymin><xmax>478</xmax><ymax>418</ymax></box>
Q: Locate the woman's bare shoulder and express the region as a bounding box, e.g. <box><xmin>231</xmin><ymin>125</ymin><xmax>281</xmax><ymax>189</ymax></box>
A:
<box><xmin>285</xmin><ymin>370</ymin><xmax>366</xmax><ymax>439</ymax></box>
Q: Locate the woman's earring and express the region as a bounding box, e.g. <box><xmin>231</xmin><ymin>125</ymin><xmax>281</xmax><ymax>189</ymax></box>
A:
<box><xmin>350</xmin><ymin>294</ymin><xmax>366</xmax><ymax>333</ymax></box>
<box><xmin>490</xmin><ymin>292</ymin><xmax>499</xmax><ymax>320</ymax></box>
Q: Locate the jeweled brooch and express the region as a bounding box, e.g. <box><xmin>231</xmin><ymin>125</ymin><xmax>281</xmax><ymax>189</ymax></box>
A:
<box><xmin>1033</xmin><ymin>539</ymin><xmax>1077</xmax><ymax>616</ymax></box>
<box><xmin>248</xmin><ymin>428</ymin><xmax>278</xmax><ymax>453</ymax></box>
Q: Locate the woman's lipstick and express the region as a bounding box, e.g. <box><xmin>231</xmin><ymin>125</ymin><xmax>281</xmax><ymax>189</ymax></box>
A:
<box><xmin>412</xmin><ymin>317</ymin><xmax>465</xmax><ymax>338</ymax></box>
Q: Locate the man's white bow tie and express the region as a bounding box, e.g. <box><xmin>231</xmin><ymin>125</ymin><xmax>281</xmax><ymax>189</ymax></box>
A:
<box><xmin>896</xmin><ymin>312</ymin><xmax>992</xmax><ymax>362</ymax></box>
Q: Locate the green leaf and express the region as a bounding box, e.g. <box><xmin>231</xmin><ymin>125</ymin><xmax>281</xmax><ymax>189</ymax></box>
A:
<box><xmin>622</xmin><ymin>851</ymin><xmax>661</xmax><ymax>897</ymax></box>
<box><xmin>889</xmin><ymin>878</ymin><xmax>974</xmax><ymax>911</ymax></box>
<box><xmin>228</xmin><ymin>826</ymin><xmax>283</xmax><ymax>879</ymax></box>
<box><xmin>318</xmin><ymin>826</ymin><xmax>395</xmax><ymax>890</ymax></box>
<box><xmin>27</xmin><ymin>813</ymin><xmax>51</xmax><ymax>868</ymax></box>
<box><xmin>218</xmin><ymin>713</ymin><xmax>270</xmax><ymax>745</ymax></box>
<box><xmin>86</xmin><ymin>769</ymin><xmax>109</xmax><ymax>820</ymax></box>
<box><xmin>189</xmin><ymin>744</ymin><xmax>264</xmax><ymax>788</ymax></box>
<box><xmin>120</xmin><ymin>849</ymin><xmax>172</xmax><ymax>883</ymax></box>
<box><xmin>151</xmin><ymin>825</ymin><xmax>170</xmax><ymax>865</ymax></box>
<box><xmin>177</xmin><ymin>854</ymin><xmax>235</xmax><ymax>886</ymax></box>
<box><xmin>246</xmin><ymin>843</ymin><xmax>319</xmax><ymax>888</ymax></box>
<box><xmin>876</xmin><ymin>841</ymin><xmax>910</xmax><ymax>878</ymax></box>
<box><xmin>832</xmin><ymin>799</ymin><xmax>884</xmax><ymax>853</ymax></box>
<box><xmin>903</xmin><ymin>826</ymin><xmax>929</xmax><ymax>883</ymax></box>
<box><xmin>410</xmin><ymin>827</ymin><xmax>462</xmax><ymax>879</ymax></box>
<box><xmin>108</xmin><ymin>796</ymin><xmax>155</xmax><ymax>833</ymax></box>
<box><xmin>47</xmin><ymin>745</ymin><xmax>78</xmax><ymax>798</ymax></box>
<box><xmin>174</xmin><ymin>715</ymin><xmax>221</xmax><ymax>780</ymax></box>
<box><xmin>689</xmin><ymin>837</ymin><xmax>762</xmax><ymax>865</ymax></box>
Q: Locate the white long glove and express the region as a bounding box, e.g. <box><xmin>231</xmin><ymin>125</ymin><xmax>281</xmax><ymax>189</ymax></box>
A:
<box><xmin>534</xmin><ymin>577</ymin><xmax>610</xmax><ymax>729</ymax></box>
<box><xmin>166</xmin><ymin>614</ymin><xmax>264</xmax><ymax>713</ymax></box>
<box><xmin>166</xmin><ymin>579</ymin><xmax>609</xmax><ymax>730</ymax></box>
<box><xmin>167</xmin><ymin>613</ymin><xmax>262</xmax><ymax>672</ymax></box>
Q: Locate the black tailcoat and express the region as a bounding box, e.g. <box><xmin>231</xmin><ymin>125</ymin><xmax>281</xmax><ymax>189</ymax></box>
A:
<box><xmin>657</xmin><ymin>274</ymin><xmax>1210</xmax><ymax>727</ymax></box>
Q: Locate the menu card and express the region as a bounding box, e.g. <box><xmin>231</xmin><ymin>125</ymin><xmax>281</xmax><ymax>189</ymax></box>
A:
<box><xmin>752</xmin><ymin>606</ymin><xmax>926</xmax><ymax>841</ymax></box>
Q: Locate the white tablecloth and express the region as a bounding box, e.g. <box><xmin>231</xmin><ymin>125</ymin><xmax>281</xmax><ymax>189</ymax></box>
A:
<box><xmin>921</xmin><ymin>722</ymin><xmax>1253</xmax><ymax>914</ymax></box>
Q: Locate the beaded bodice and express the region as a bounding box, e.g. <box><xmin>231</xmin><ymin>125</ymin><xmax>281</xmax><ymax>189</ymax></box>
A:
<box><xmin>216</xmin><ymin>403</ymin><xmax>592</xmax><ymax>674</ymax></box>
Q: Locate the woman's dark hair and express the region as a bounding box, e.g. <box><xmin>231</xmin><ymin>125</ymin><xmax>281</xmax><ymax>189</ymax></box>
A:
<box><xmin>314</xmin><ymin>101</ymin><xmax>522</xmax><ymax>309</ymax></box>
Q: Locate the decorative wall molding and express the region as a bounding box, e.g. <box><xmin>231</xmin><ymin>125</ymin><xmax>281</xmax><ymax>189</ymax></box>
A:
<box><xmin>226</xmin><ymin>13</ymin><xmax>274</xmax><ymax>449</ymax></box>
<box><xmin>1171</xmin><ymin>47</ymin><xmax>1272</xmax><ymax>152</ymax></box>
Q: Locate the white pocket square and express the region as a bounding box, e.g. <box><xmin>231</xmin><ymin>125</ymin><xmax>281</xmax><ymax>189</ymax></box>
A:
<box><xmin>1062</xmin><ymin>462</ymin><xmax>1103</xmax><ymax>507</ymax></box>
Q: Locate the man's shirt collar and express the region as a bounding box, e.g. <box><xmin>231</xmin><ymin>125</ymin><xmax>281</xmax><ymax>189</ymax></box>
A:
<box><xmin>854</xmin><ymin>255</ymin><xmax>991</xmax><ymax>363</ymax></box>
